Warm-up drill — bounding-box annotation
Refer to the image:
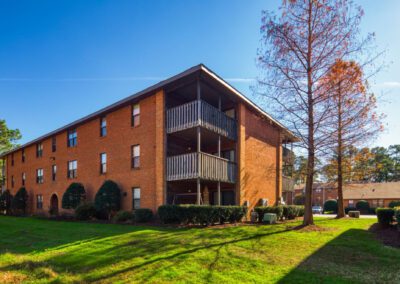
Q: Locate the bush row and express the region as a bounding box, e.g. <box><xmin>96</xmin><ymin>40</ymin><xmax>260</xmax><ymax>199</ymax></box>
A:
<box><xmin>254</xmin><ymin>205</ymin><xmax>304</xmax><ymax>222</ymax></box>
<box><xmin>75</xmin><ymin>202</ymin><xmax>153</xmax><ymax>223</ymax></box>
<box><xmin>0</xmin><ymin>188</ymin><xmax>28</xmax><ymax>216</ymax></box>
<box><xmin>157</xmin><ymin>205</ymin><xmax>247</xmax><ymax>225</ymax></box>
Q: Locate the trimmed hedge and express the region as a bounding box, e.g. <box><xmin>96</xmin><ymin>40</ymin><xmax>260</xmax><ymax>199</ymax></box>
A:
<box><xmin>323</xmin><ymin>199</ymin><xmax>338</xmax><ymax>213</ymax></box>
<box><xmin>113</xmin><ymin>211</ymin><xmax>134</xmax><ymax>223</ymax></box>
<box><xmin>255</xmin><ymin>206</ymin><xmax>283</xmax><ymax>222</ymax></box>
<box><xmin>75</xmin><ymin>202</ymin><xmax>97</xmax><ymax>220</ymax></box>
<box><xmin>157</xmin><ymin>205</ymin><xmax>247</xmax><ymax>225</ymax></box>
<box><xmin>356</xmin><ymin>200</ymin><xmax>370</xmax><ymax>214</ymax></box>
<box><xmin>254</xmin><ymin>205</ymin><xmax>304</xmax><ymax>221</ymax></box>
<box><xmin>134</xmin><ymin>208</ymin><xmax>153</xmax><ymax>223</ymax></box>
<box><xmin>376</xmin><ymin>208</ymin><xmax>395</xmax><ymax>226</ymax></box>
<box><xmin>388</xmin><ymin>200</ymin><xmax>400</xmax><ymax>208</ymax></box>
<box><xmin>62</xmin><ymin>183</ymin><xmax>86</xmax><ymax>209</ymax></box>
<box><xmin>293</xmin><ymin>195</ymin><xmax>305</xmax><ymax>205</ymax></box>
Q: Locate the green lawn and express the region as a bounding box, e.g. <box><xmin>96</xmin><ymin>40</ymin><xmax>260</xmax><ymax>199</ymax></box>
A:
<box><xmin>0</xmin><ymin>216</ymin><xmax>398</xmax><ymax>283</ymax></box>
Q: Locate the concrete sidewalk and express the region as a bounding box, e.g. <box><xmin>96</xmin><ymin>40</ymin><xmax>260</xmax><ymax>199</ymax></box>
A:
<box><xmin>313</xmin><ymin>214</ymin><xmax>377</xmax><ymax>219</ymax></box>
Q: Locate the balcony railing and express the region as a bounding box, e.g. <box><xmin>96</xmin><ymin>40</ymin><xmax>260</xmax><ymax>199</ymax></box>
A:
<box><xmin>166</xmin><ymin>152</ymin><xmax>236</xmax><ymax>183</ymax></box>
<box><xmin>166</xmin><ymin>100</ymin><xmax>237</xmax><ymax>140</ymax></box>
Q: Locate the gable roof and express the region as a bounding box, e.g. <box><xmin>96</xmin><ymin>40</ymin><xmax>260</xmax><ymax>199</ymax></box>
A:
<box><xmin>0</xmin><ymin>64</ymin><xmax>297</xmax><ymax>158</ymax></box>
<box><xmin>343</xmin><ymin>182</ymin><xmax>400</xmax><ymax>200</ymax></box>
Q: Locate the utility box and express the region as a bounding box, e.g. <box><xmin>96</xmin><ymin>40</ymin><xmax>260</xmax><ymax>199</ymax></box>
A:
<box><xmin>348</xmin><ymin>211</ymin><xmax>360</xmax><ymax>218</ymax></box>
<box><xmin>263</xmin><ymin>213</ymin><xmax>277</xmax><ymax>224</ymax></box>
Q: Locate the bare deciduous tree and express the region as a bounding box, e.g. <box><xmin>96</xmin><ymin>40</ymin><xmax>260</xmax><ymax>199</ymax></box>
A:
<box><xmin>257</xmin><ymin>0</ymin><xmax>374</xmax><ymax>225</ymax></box>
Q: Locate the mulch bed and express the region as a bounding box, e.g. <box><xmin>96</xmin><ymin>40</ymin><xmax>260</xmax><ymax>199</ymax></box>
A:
<box><xmin>369</xmin><ymin>223</ymin><xmax>400</xmax><ymax>248</ymax></box>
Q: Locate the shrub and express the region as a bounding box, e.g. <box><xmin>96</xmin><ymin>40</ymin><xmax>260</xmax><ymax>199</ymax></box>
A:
<box><xmin>0</xmin><ymin>189</ymin><xmax>13</xmax><ymax>215</ymax></box>
<box><xmin>293</xmin><ymin>195</ymin><xmax>305</xmax><ymax>205</ymax></box>
<box><xmin>395</xmin><ymin>208</ymin><xmax>400</xmax><ymax>225</ymax></box>
<box><xmin>368</xmin><ymin>207</ymin><xmax>377</xmax><ymax>215</ymax></box>
<box><xmin>388</xmin><ymin>200</ymin><xmax>400</xmax><ymax>208</ymax></box>
<box><xmin>345</xmin><ymin>207</ymin><xmax>357</xmax><ymax>214</ymax></box>
<box><xmin>254</xmin><ymin>206</ymin><xmax>283</xmax><ymax>222</ymax></box>
<box><xmin>157</xmin><ymin>205</ymin><xmax>247</xmax><ymax>225</ymax></box>
<box><xmin>323</xmin><ymin>199</ymin><xmax>338</xmax><ymax>213</ymax></box>
<box><xmin>94</xmin><ymin>180</ymin><xmax>121</xmax><ymax>219</ymax></box>
<box><xmin>297</xmin><ymin>206</ymin><xmax>305</xmax><ymax>217</ymax></box>
<box><xmin>11</xmin><ymin>187</ymin><xmax>28</xmax><ymax>215</ymax></box>
<box><xmin>113</xmin><ymin>211</ymin><xmax>134</xmax><ymax>223</ymax></box>
<box><xmin>62</xmin><ymin>183</ymin><xmax>86</xmax><ymax>209</ymax></box>
<box><xmin>356</xmin><ymin>200</ymin><xmax>370</xmax><ymax>214</ymax></box>
<box><xmin>376</xmin><ymin>208</ymin><xmax>395</xmax><ymax>226</ymax></box>
<box><xmin>75</xmin><ymin>202</ymin><xmax>97</xmax><ymax>220</ymax></box>
<box><xmin>282</xmin><ymin>205</ymin><xmax>300</xmax><ymax>220</ymax></box>
<box><xmin>134</xmin><ymin>208</ymin><xmax>154</xmax><ymax>223</ymax></box>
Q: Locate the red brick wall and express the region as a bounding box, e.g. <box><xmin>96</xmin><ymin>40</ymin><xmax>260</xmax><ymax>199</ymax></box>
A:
<box><xmin>238</xmin><ymin>103</ymin><xmax>281</xmax><ymax>210</ymax></box>
<box><xmin>5</xmin><ymin>90</ymin><xmax>165</xmax><ymax>214</ymax></box>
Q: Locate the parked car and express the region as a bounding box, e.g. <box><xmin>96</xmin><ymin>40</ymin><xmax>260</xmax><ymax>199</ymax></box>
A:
<box><xmin>312</xmin><ymin>206</ymin><xmax>323</xmax><ymax>214</ymax></box>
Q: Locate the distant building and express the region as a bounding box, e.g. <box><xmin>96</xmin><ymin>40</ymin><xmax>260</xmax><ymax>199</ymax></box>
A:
<box><xmin>285</xmin><ymin>181</ymin><xmax>400</xmax><ymax>208</ymax></box>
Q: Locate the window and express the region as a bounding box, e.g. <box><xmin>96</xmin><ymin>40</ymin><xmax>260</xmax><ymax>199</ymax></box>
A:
<box><xmin>349</xmin><ymin>200</ymin><xmax>354</xmax><ymax>206</ymax></box>
<box><xmin>36</xmin><ymin>143</ymin><xmax>43</xmax><ymax>158</ymax></box>
<box><xmin>11</xmin><ymin>175</ymin><xmax>14</xmax><ymax>188</ymax></box>
<box><xmin>224</xmin><ymin>108</ymin><xmax>235</xmax><ymax>119</ymax></box>
<box><xmin>11</xmin><ymin>153</ymin><xmax>14</xmax><ymax>166</ymax></box>
<box><xmin>22</xmin><ymin>172</ymin><xmax>26</xmax><ymax>186</ymax></box>
<box><xmin>132</xmin><ymin>104</ymin><xmax>140</xmax><ymax>127</ymax></box>
<box><xmin>378</xmin><ymin>199</ymin><xmax>384</xmax><ymax>207</ymax></box>
<box><xmin>68</xmin><ymin>160</ymin><xmax>77</xmax><ymax>179</ymax></box>
<box><xmin>22</xmin><ymin>149</ymin><xmax>25</xmax><ymax>163</ymax></box>
<box><xmin>52</xmin><ymin>137</ymin><xmax>57</xmax><ymax>152</ymax></box>
<box><xmin>100</xmin><ymin>153</ymin><xmax>107</xmax><ymax>174</ymax></box>
<box><xmin>132</xmin><ymin>187</ymin><xmax>141</xmax><ymax>209</ymax></box>
<box><xmin>131</xmin><ymin>145</ymin><xmax>140</xmax><ymax>168</ymax></box>
<box><xmin>36</xmin><ymin>169</ymin><xmax>44</xmax><ymax>184</ymax></box>
<box><xmin>221</xmin><ymin>150</ymin><xmax>235</xmax><ymax>162</ymax></box>
<box><xmin>100</xmin><ymin>117</ymin><xmax>107</xmax><ymax>137</ymax></box>
<box><xmin>37</xmin><ymin>194</ymin><xmax>43</xmax><ymax>209</ymax></box>
<box><xmin>52</xmin><ymin>165</ymin><xmax>57</xmax><ymax>181</ymax></box>
<box><xmin>67</xmin><ymin>129</ymin><xmax>77</xmax><ymax>147</ymax></box>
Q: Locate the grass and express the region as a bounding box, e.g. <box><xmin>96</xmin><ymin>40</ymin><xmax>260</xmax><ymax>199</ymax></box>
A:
<box><xmin>0</xmin><ymin>216</ymin><xmax>399</xmax><ymax>283</ymax></box>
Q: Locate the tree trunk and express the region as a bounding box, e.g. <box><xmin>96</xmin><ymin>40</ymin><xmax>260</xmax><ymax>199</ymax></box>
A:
<box><xmin>303</xmin><ymin>0</ymin><xmax>314</xmax><ymax>226</ymax></box>
<box><xmin>336</xmin><ymin>84</ymin><xmax>345</xmax><ymax>218</ymax></box>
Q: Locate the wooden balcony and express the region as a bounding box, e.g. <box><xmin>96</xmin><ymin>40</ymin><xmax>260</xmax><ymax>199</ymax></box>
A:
<box><xmin>166</xmin><ymin>152</ymin><xmax>236</xmax><ymax>183</ymax></box>
<box><xmin>166</xmin><ymin>100</ymin><xmax>237</xmax><ymax>140</ymax></box>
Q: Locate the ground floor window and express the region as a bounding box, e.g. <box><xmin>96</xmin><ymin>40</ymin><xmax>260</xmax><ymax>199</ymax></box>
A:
<box><xmin>37</xmin><ymin>194</ymin><xmax>43</xmax><ymax>209</ymax></box>
<box><xmin>132</xmin><ymin>187</ymin><xmax>141</xmax><ymax>209</ymax></box>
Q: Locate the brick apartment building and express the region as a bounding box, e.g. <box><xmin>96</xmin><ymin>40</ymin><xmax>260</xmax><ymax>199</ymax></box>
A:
<box><xmin>0</xmin><ymin>64</ymin><xmax>296</xmax><ymax>214</ymax></box>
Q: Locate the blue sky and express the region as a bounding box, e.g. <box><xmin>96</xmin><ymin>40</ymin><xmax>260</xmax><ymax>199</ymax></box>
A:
<box><xmin>0</xmin><ymin>0</ymin><xmax>399</xmax><ymax>148</ymax></box>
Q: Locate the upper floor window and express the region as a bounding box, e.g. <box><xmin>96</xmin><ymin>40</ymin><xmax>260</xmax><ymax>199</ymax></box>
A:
<box><xmin>100</xmin><ymin>117</ymin><xmax>107</xmax><ymax>137</ymax></box>
<box><xmin>22</xmin><ymin>172</ymin><xmax>26</xmax><ymax>186</ymax></box>
<box><xmin>132</xmin><ymin>187</ymin><xmax>141</xmax><ymax>209</ymax></box>
<box><xmin>224</xmin><ymin>108</ymin><xmax>235</xmax><ymax>119</ymax></box>
<box><xmin>37</xmin><ymin>194</ymin><xmax>43</xmax><ymax>209</ymax></box>
<box><xmin>131</xmin><ymin>145</ymin><xmax>140</xmax><ymax>168</ymax></box>
<box><xmin>52</xmin><ymin>137</ymin><xmax>57</xmax><ymax>152</ymax></box>
<box><xmin>52</xmin><ymin>165</ymin><xmax>57</xmax><ymax>181</ymax></box>
<box><xmin>132</xmin><ymin>104</ymin><xmax>140</xmax><ymax>127</ymax></box>
<box><xmin>22</xmin><ymin>149</ymin><xmax>25</xmax><ymax>163</ymax></box>
<box><xmin>11</xmin><ymin>175</ymin><xmax>14</xmax><ymax>188</ymax></box>
<box><xmin>36</xmin><ymin>168</ymin><xmax>44</xmax><ymax>184</ymax></box>
<box><xmin>36</xmin><ymin>143</ymin><xmax>43</xmax><ymax>158</ymax></box>
<box><xmin>100</xmin><ymin>153</ymin><xmax>107</xmax><ymax>174</ymax></box>
<box><xmin>11</xmin><ymin>153</ymin><xmax>14</xmax><ymax>166</ymax></box>
<box><xmin>68</xmin><ymin>160</ymin><xmax>77</xmax><ymax>179</ymax></box>
<box><xmin>67</xmin><ymin>129</ymin><xmax>77</xmax><ymax>147</ymax></box>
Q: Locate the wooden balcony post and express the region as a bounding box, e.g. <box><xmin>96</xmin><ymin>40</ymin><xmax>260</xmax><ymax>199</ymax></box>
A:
<box><xmin>196</xmin><ymin>78</ymin><xmax>202</xmax><ymax>205</ymax></box>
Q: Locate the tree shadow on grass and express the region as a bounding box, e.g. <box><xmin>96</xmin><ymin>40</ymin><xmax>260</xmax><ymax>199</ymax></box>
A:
<box><xmin>0</xmin><ymin>224</ymin><xmax>291</xmax><ymax>283</ymax></box>
<box><xmin>277</xmin><ymin>228</ymin><xmax>400</xmax><ymax>283</ymax></box>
